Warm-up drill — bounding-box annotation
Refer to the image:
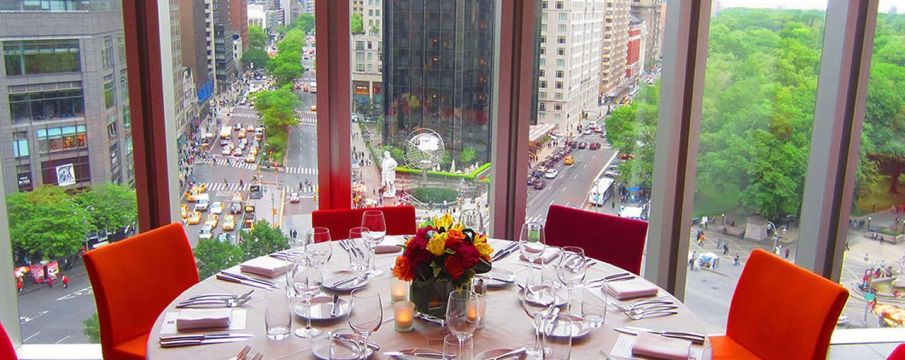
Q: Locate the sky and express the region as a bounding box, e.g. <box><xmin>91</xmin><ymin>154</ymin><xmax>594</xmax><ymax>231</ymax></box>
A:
<box><xmin>717</xmin><ymin>0</ymin><xmax>905</xmax><ymax>12</ymax></box>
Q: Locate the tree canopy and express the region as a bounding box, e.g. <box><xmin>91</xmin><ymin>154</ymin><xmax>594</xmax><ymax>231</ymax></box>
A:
<box><xmin>351</xmin><ymin>13</ymin><xmax>364</xmax><ymax>34</ymax></box>
<box><xmin>7</xmin><ymin>185</ymin><xmax>91</xmax><ymax>262</ymax></box>
<box><xmin>194</xmin><ymin>238</ymin><xmax>245</xmax><ymax>279</ymax></box>
<box><xmin>78</xmin><ymin>183</ymin><xmax>137</xmax><ymax>232</ymax></box>
<box><xmin>238</xmin><ymin>221</ymin><xmax>290</xmax><ymax>259</ymax></box>
<box><xmin>266</xmin><ymin>28</ymin><xmax>305</xmax><ymax>87</ymax></box>
<box><xmin>292</xmin><ymin>13</ymin><xmax>316</xmax><ymax>34</ymax></box>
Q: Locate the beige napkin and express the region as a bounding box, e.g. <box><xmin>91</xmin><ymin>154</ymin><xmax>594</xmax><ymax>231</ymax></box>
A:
<box><xmin>632</xmin><ymin>331</ymin><xmax>691</xmax><ymax>360</ymax></box>
<box><xmin>239</xmin><ymin>256</ymin><xmax>293</xmax><ymax>278</ymax></box>
<box><xmin>375</xmin><ymin>245</ymin><xmax>402</xmax><ymax>254</ymax></box>
<box><xmin>605</xmin><ymin>278</ymin><xmax>658</xmax><ymax>300</ymax></box>
<box><xmin>519</xmin><ymin>247</ymin><xmax>561</xmax><ymax>264</ymax></box>
<box><xmin>176</xmin><ymin>309</ymin><xmax>231</xmax><ymax>331</ymax></box>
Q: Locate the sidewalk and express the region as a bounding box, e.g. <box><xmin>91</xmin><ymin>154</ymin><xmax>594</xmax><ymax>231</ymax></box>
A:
<box><xmin>351</xmin><ymin>123</ymin><xmax>391</xmax><ymax>205</ymax></box>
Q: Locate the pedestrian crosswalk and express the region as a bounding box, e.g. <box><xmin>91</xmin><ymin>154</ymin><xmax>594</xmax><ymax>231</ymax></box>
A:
<box><xmin>525</xmin><ymin>216</ymin><xmax>546</xmax><ymax>225</ymax></box>
<box><xmin>283</xmin><ymin>166</ymin><xmax>318</xmax><ymax>175</ymax></box>
<box><xmin>197</xmin><ymin>157</ymin><xmax>259</xmax><ymax>170</ymax></box>
<box><xmin>203</xmin><ymin>182</ymin><xmax>249</xmax><ymax>192</ymax></box>
<box><xmin>297</xmin><ymin>117</ymin><xmax>316</xmax><ymax>124</ymax></box>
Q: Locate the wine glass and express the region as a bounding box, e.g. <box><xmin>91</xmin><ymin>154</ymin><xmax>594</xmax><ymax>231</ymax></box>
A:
<box><xmin>289</xmin><ymin>263</ymin><xmax>322</xmax><ymax>338</ymax></box>
<box><xmin>361</xmin><ymin>210</ymin><xmax>387</xmax><ymax>276</ymax></box>
<box><xmin>306</xmin><ymin>227</ymin><xmax>333</xmax><ymax>283</ymax></box>
<box><xmin>555</xmin><ymin>246</ymin><xmax>586</xmax><ymax>313</ymax></box>
<box><xmin>348</xmin><ymin>288</ymin><xmax>382</xmax><ymax>357</ymax></box>
<box><xmin>460</xmin><ymin>209</ymin><xmax>484</xmax><ymax>233</ymax></box>
<box><xmin>521</xmin><ymin>279</ymin><xmax>555</xmax><ymax>360</ymax></box>
<box><xmin>520</xmin><ymin>222</ymin><xmax>547</xmax><ymax>285</ymax></box>
<box><xmin>348</xmin><ymin>227</ymin><xmax>371</xmax><ymax>278</ymax></box>
<box><xmin>544</xmin><ymin>316</ymin><xmax>574</xmax><ymax>360</ymax></box>
<box><xmin>446</xmin><ymin>290</ymin><xmax>479</xmax><ymax>357</ymax></box>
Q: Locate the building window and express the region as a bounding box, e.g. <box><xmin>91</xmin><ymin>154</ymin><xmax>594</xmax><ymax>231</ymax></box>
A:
<box><xmin>540</xmin><ymin>47</ymin><xmax>545</xmax><ymax>55</ymax></box>
<box><xmin>556</xmin><ymin>59</ymin><xmax>565</xmax><ymax>66</ymax></box>
<box><xmin>540</xmin><ymin>80</ymin><xmax>547</xmax><ymax>88</ymax></box>
<box><xmin>12</xmin><ymin>132</ymin><xmax>29</xmax><ymax>158</ymax></box>
<box><xmin>539</xmin><ymin>102</ymin><xmax>546</xmax><ymax>111</ymax></box>
<box><xmin>35</xmin><ymin>124</ymin><xmax>87</xmax><ymax>153</ymax></box>
<box><xmin>102</xmin><ymin>35</ymin><xmax>114</xmax><ymax>69</ymax></box>
<box><xmin>104</xmin><ymin>76</ymin><xmax>115</xmax><ymax>109</ymax></box>
<box><xmin>557</xmin><ymin>36</ymin><xmax>566</xmax><ymax>44</ymax></box>
<box><xmin>16</xmin><ymin>164</ymin><xmax>32</xmax><ymax>192</ymax></box>
<box><xmin>9</xmin><ymin>87</ymin><xmax>85</xmax><ymax>123</ymax></box>
<box><xmin>557</xmin><ymin>48</ymin><xmax>565</xmax><ymax>56</ymax></box>
<box><xmin>559</xmin><ymin>13</ymin><xmax>567</xmax><ymax>21</ymax></box>
<box><xmin>539</xmin><ymin>69</ymin><xmax>545</xmax><ymax>77</ymax></box>
<box><xmin>554</xmin><ymin>103</ymin><xmax>562</xmax><ymax>111</ymax></box>
<box><xmin>40</xmin><ymin>154</ymin><xmax>90</xmax><ymax>185</ymax></box>
<box><xmin>540</xmin><ymin>36</ymin><xmax>546</xmax><ymax>44</ymax></box>
<box><xmin>107</xmin><ymin>114</ymin><xmax>117</xmax><ymax>140</ymax></box>
<box><xmin>542</xmin><ymin>1</ymin><xmax>547</xmax><ymax>9</ymax></box>
<box><xmin>3</xmin><ymin>39</ymin><xmax>81</xmax><ymax>76</ymax></box>
<box><xmin>558</xmin><ymin>24</ymin><xmax>566</xmax><ymax>32</ymax></box>
<box><xmin>555</xmin><ymin>81</ymin><xmax>563</xmax><ymax>89</ymax></box>
<box><xmin>556</xmin><ymin>70</ymin><xmax>564</xmax><ymax>78</ymax></box>
<box><xmin>555</xmin><ymin>1</ymin><xmax>563</xmax><ymax>9</ymax></box>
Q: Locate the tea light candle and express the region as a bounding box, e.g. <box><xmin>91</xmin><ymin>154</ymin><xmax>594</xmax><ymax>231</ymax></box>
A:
<box><xmin>391</xmin><ymin>278</ymin><xmax>409</xmax><ymax>302</ymax></box>
<box><xmin>394</xmin><ymin>301</ymin><xmax>415</xmax><ymax>332</ymax></box>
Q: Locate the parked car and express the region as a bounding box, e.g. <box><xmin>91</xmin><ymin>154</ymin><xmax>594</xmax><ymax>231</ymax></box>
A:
<box><xmin>528</xmin><ymin>176</ymin><xmax>538</xmax><ymax>186</ymax></box>
<box><xmin>578</xmin><ymin>142</ymin><xmax>588</xmax><ymax>149</ymax></box>
<box><xmin>589</xmin><ymin>142</ymin><xmax>601</xmax><ymax>150</ymax></box>
<box><xmin>552</xmin><ymin>153</ymin><xmax>563</xmax><ymax>161</ymax></box>
<box><xmin>545</xmin><ymin>168</ymin><xmax>559</xmax><ymax>179</ymax></box>
<box><xmin>194</xmin><ymin>194</ymin><xmax>210</xmax><ymax>211</ymax></box>
<box><xmin>289</xmin><ymin>192</ymin><xmax>300</xmax><ymax>203</ymax></box>
<box><xmin>232</xmin><ymin>148</ymin><xmax>243</xmax><ymax>157</ymax></box>
<box><xmin>533</xmin><ymin>179</ymin><xmax>547</xmax><ymax>190</ymax></box>
<box><xmin>221</xmin><ymin>143</ymin><xmax>234</xmax><ymax>155</ymax></box>
<box><xmin>210</xmin><ymin>201</ymin><xmax>224</xmax><ymax>215</ymax></box>
<box><xmin>230</xmin><ymin>201</ymin><xmax>243</xmax><ymax>214</ymax></box>
<box><xmin>180</xmin><ymin>204</ymin><xmax>189</xmax><ymax>219</ymax></box>
<box><xmin>531</xmin><ymin>169</ymin><xmax>545</xmax><ymax>178</ymax></box>
<box><xmin>233</xmin><ymin>123</ymin><xmax>243</xmax><ymax>131</ymax></box>
<box><xmin>245</xmin><ymin>154</ymin><xmax>256</xmax><ymax>163</ymax></box>
<box><xmin>238</xmin><ymin>129</ymin><xmax>247</xmax><ymax>139</ymax></box>
<box><xmin>198</xmin><ymin>224</ymin><xmax>214</xmax><ymax>240</ymax></box>
<box><xmin>583</xmin><ymin>129</ymin><xmax>592</xmax><ymax>135</ymax></box>
<box><xmin>605</xmin><ymin>169</ymin><xmax>620</xmax><ymax>178</ymax></box>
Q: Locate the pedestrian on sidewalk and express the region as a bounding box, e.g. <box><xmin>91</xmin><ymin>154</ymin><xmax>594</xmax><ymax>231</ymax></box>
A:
<box><xmin>16</xmin><ymin>277</ymin><xmax>23</xmax><ymax>293</ymax></box>
<box><xmin>722</xmin><ymin>243</ymin><xmax>729</xmax><ymax>255</ymax></box>
<box><xmin>47</xmin><ymin>274</ymin><xmax>54</xmax><ymax>288</ymax></box>
<box><xmin>62</xmin><ymin>274</ymin><xmax>70</xmax><ymax>288</ymax></box>
<box><xmin>239</xmin><ymin>179</ymin><xmax>244</xmax><ymax>188</ymax></box>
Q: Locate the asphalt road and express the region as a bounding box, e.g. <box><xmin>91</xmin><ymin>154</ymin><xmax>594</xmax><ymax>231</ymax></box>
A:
<box><xmin>18</xmin><ymin>263</ymin><xmax>95</xmax><ymax>344</ymax></box>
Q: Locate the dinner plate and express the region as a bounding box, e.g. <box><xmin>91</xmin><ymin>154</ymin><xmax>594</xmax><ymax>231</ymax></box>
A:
<box><xmin>479</xmin><ymin>268</ymin><xmax>516</xmax><ymax>288</ymax></box>
<box><xmin>311</xmin><ymin>341</ymin><xmax>374</xmax><ymax>360</ymax></box>
<box><xmin>536</xmin><ymin>314</ymin><xmax>591</xmax><ymax>339</ymax></box>
<box><xmin>517</xmin><ymin>285</ymin><xmax>568</xmax><ymax>307</ymax></box>
<box><xmin>293</xmin><ymin>296</ymin><xmax>350</xmax><ymax>320</ymax></box>
<box><xmin>474</xmin><ymin>348</ymin><xmax>527</xmax><ymax>360</ymax></box>
<box><xmin>322</xmin><ymin>274</ymin><xmax>370</xmax><ymax>292</ymax></box>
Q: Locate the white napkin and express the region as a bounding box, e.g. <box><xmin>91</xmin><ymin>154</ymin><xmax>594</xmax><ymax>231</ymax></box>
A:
<box><xmin>632</xmin><ymin>332</ymin><xmax>691</xmax><ymax>360</ymax></box>
<box><xmin>239</xmin><ymin>256</ymin><xmax>293</xmax><ymax>278</ymax></box>
<box><xmin>176</xmin><ymin>309</ymin><xmax>231</xmax><ymax>331</ymax></box>
<box><xmin>519</xmin><ymin>247</ymin><xmax>562</xmax><ymax>264</ymax></box>
<box><xmin>605</xmin><ymin>278</ymin><xmax>659</xmax><ymax>300</ymax></box>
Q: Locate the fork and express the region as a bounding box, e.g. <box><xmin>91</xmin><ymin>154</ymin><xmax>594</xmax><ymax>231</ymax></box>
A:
<box><xmin>177</xmin><ymin>294</ymin><xmax>252</xmax><ymax>308</ymax></box>
<box><xmin>251</xmin><ymin>352</ymin><xmax>263</xmax><ymax>360</ymax></box>
<box><xmin>626</xmin><ymin>309</ymin><xmax>678</xmax><ymax>320</ymax></box>
<box><xmin>233</xmin><ymin>345</ymin><xmax>251</xmax><ymax>360</ymax></box>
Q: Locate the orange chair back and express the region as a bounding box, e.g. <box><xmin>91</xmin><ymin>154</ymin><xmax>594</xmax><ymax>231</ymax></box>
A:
<box><xmin>0</xmin><ymin>321</ymin><xmax>16</xmax><ymax>360</ymax></box>
<box><xmin>311</xmin><ymin>205</ymin><xmax>417</xmax><ymax>241</ymax></box>
<box><xmin>84</xmin><ymin>223</ymin><xmax>198</xmax><ymax>359</ymax></box>
<box><xmin>889</xmin><ymin>344</ymin><xmax>905</xmax><ymax>360</ymax></box>
<box><xmin>726</xmin><ymin>248</ymin><xmax>848</xmax><ymax>359</ymax></box>
<box><xmin>544</xmin><ymin>204</ymin><xmax>648</xmax><ymax>274</ymax></box>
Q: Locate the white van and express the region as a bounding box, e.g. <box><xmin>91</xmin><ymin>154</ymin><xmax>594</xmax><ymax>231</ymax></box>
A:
<box><xmin>195</xmin><ymin>193</ymin><xmax>210</xmax><ymax>211</ymax></box>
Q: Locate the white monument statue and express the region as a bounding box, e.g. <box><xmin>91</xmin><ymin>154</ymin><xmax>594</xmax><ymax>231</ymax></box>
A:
<box><xmin>381</xmin><ymin>151</ymin><xmax>398</xmax><ymax>198</ymax></box>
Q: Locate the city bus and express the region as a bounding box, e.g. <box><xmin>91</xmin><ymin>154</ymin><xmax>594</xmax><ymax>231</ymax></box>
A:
<box><xmin>588</xmin><ymin>177</ymin><xmax>615</xmax><ymax>206</ymax></box>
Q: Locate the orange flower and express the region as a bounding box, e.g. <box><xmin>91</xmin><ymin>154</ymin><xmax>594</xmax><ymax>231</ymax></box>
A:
<box><xmin>392</xmin><ymin>256</ymin><xmax>414</xmax><ymax>281</ymax></box>
<box><xmin>446</xmin><ymin>229</ymin><xmax>466</xmax><ymax>249</ymax></box>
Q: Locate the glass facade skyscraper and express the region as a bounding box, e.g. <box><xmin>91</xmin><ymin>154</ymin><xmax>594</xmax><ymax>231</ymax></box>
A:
<box><xmin>382</xmin><ymin>0</ymin><xmax>495</xmax><ymax>167</ymax></box>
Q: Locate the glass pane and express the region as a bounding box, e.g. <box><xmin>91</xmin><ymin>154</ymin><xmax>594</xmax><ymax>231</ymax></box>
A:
<box><xmin>839</xmin><ymin>1</ymin><xmax>905</xmax><ymax>330</ymax></box>
<box><xmin>349</xmin><ymin>0</ymin><xmax>498</xmax><ymax>233</ymax></box>
<box><xmin>525</xmin><ymin>0</ymin><xmax>665</xmax><ymax>247</ymax></box>
<box><xmin>684</xmin><ymin>2</ymin><xmax>829</xmax><ymax>332</ymax></box>
<box><xmin>0</xmin><ymin>0</ymin><xmax>137</xmax><ymax>344</ymax></box>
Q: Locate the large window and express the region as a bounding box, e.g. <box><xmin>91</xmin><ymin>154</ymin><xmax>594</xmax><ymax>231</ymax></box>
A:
<box><xmin>9</xmin><ymin>86</ymin><xmax>85</xmax><ymax>123</ymax></box>
<box><xmin>0</xmin><ymin>0</ymin><xmax>120</xmax><ymax>11</ymax></box>
<box><xmin>35</xmin><ymin>124</ymin><xmax>87</xmax><ymax>152</ymax></box>
<box><xmin>3</xmin><ymin>39</ymin><xmax>81</xmax><ymax>76</ymax></box>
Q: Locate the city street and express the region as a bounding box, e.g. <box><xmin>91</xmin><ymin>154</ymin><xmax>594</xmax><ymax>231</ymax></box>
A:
<box><xmin>18</xmin><ymin>263</ymin><xmax>94</xmax><ymax>344</ymax></box>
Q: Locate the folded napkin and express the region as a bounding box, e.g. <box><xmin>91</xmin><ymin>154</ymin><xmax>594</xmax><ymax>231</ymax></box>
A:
<box><xmin>375</xmin><ymin>244</ymin><xmax>402</xmax><ymax>254</ymax></box>
<box><xmin>519</xmin><ymin>247</ymin><xmax>561</xmax><ymax>264</ymax></box>
<box><xmin>239</xmin><ymin>256</ymin><xmax>293</xmax><ymax>278</ymax></box>
<box><xmin>605</xmin><ymin>278</ymin><xmax>659</xmax><ymax>300</ymax></box>
<box><xmin>176</xmin><ymin>309</ymin><xmax>231</xmax><ymax>331</ymax></box>
<box><xmin>632</xmin><ymin>331</ymin><xmax>691</xmax><ymax>360</ymax></box>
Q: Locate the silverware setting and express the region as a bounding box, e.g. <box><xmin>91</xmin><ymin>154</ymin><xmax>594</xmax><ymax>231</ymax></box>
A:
<box><xmin>158</xmin><ymin>333</ymin><xmax>253</xmax><ymax>348</ymax></box>
<box><xmin>414</xmin><ymin>312</ymin><xmax>446</xmax><ymax>327</ymax></box>
<box><xmin>383</xmin><ymin>349</ymin><xmax>446</xmax><ymax>359</ymax></box>
<box><xmin>625</xmin><ymin>309</ymin><xmax>678</xmax><ymax>320</ymax></box>
<box><xmin>178</xmin><ymin>290</ymin><xmax>254</xmax><ymax>308</ymax></box>
<box><xmin>216</xmin><ymin>271</ymin><xmax>278</xmax><ymax>289</ymax></box>
<box><xmin>231</xmin><ymin>344</ymin><xmax>252</xmax><ymax>360</ymax></box>
<box><xmin>609</xmin><ymin>297</ymin><xmax>673</xmax><ymax>312</ymax></box>
<box><xmin>187</xmin><ymin>289</ymin><xmax>254</xmax><ymax>302</ymax></box>
<box><xmin>487</xmin><ymin>347</ymin><xmax>527</xmax><ymax>360</ymax></box>
<box><xmin>330</xmin><ymin>293</ymin><xmax>341</xmax><ymax>316</ymax></box>
<box><xmin>491</xmin><ymin>242</ymin><xmax>520</xmax><ymax>262</ymax></box>
<box><xmin>616</xmin><ymin>325</ymin><xmax>706</xmax><ymax>345</ymax></box>
<box><xmin>586</xmin><ymin>272</ymin><xmax>635</xmax><ymax>285</ymax></box>
<box><xmin>333</xmin><ymin>332</ymin><xmax>381</xmax><ymax>351</ymax></box>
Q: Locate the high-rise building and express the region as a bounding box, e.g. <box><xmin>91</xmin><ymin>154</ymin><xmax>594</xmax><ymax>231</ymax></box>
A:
<box><xmin>537</xmin><ymin>0</ymin><xmax>604</xmax><ymax>133</ymax></box>
<box><xmin>599</xmin><ymin>0</ymin><xmax>631</xmax><ymax>104</ymax></box>
<box><xmin>229</xmin><ymin>0</ymin><xmax>249</xmax><ymax>51</ymax></box>
<box><xmin>351</xmin><ymin>0</ymin><xmax>383</xmax><ymax>106</ymax></box>
<box><xmin>382</xmin><ymin>0</ymin><xmax>495</xmax><ymax>167</ymax></box>
<box><xmin>0</xmin><ymin>0</ymin><xmax>134</xmax><ymax>193</ymax></box>
<box><xmin>630</xmin><ymin>0</ymin><xmax>663</xmax><ymax>70</ymax></box>
<box><xmin>169</xmin><ymin>0</ymin><xmax>198</xmax><ymax>149</ymax></box>
<box><xmin>248</xmin><ymin>4</ymin><xmax>269</xmax><ymax>31</ymax></box>
<box><xmin>179</xmin><ymin>0</ymin><xmax>214</xmax><ymax>132</ymax></box>
<box><xmin>214</xmin><ymin>0</ymin><xmax>238</xmax><ymax>92</ymax></box>
<box><xmin>625</xmin><ymin>16</ymin><xmax>644</xmax><ymax>81</ymax></box>
<box><xmin>280</xmin><ymin>0</ymin><xmax>292</xmax><ymax>25</ymax></box>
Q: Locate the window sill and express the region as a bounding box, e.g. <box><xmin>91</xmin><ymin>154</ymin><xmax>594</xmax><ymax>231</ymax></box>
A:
<box><xmin>16</xmin><ymin>344</ymin><xmax>102</xmax><ymax>360</ymax></box>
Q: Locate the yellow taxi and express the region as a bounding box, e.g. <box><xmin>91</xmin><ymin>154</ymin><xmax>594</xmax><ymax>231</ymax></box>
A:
<box><xmin>310</xmin><ymin>104</ymin><xmax>317</xmax><ymax>112</ymax></box>
<box><xmin>222</xmin><ymin>214</ymin><xmax>236</xmax><ymax>231</ymax></box>
<box><xmin>238</xmin><ymin>129</ymin><xmax>247</xmax><ymax>139</ymax></box>
<box><xmin>564</xmin><ymin>155</ymin><xmax>575</xmax><ymax>165</ymax></box>
<box><xmin>245</xmin><ymin>154</ymin><xmax>256</xmax><ymax>163</ymax></box>
<box><xmin>180</xmin><ymin>204</ymin><xmax>189</xmax><ymax>219</ymax></box>
<box><xmin>204</xmin><ymin>214</ymin><xmax>219</xmax><ymax>228</ymax></box>
<box><xmin>186</xmin><ymin>211</ymin><xmax>202</xmax><ymax>225</ymax></box>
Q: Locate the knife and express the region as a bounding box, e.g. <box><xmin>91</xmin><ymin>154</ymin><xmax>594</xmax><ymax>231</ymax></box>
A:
<box><xmin>397</xmin><ymin>349</ymin><xmax>446</xmax><ymax>358</ymax></box>
<box><xmin>330</xmin><ymin>293</ymin><xmax>341</xmax><ymax>316</ymax></box>
<box><xmin>159</xmin><ymin>333</ymin><xmax>253</xmax><ymax>341</ymax></box>
<box><xmin>216</xmin><ymin>273</ymin><xmax>274</xmax><ymax>289</ymax></box>
<box><xmin>221</xmin><ymin>271</ymin><xmax>278</xmax><ymax>287</ymax></box>
<box><xmin>615</xmin><ymin>327</ymin><xmax>705</xmax><ymax>344</ymax></box>
<box><xmin>488</xmin><ymin>347</ymin><xmax>527</xmax><ymax>360</ymax></box>
<box><xmin>491</xmin><ymin>242</ymin><xmax>519</xmax><ymax>261</ymax></box>
<box><xmin>159</xmin><ymin>336</ymin><xmax>250</xmax><ymax>348</ymax></box>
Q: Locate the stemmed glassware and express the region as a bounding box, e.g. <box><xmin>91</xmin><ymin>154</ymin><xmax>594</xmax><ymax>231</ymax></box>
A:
<box><xmin>306</xmin><ymin>227</ymin><xmax>333</xmax><ymax>283</ymax></box>
<box><xmin>348</xmin><ymin>289</ymin><xmax>382</xmax><ymax>359</ymax></box>
<box><xmin>521</xmin><ymin>279</ymin><xmax>555</xmax><ymax>360</ymax></box>
<box><xmin>460</xmin><ymin>209</ymin><xmax>484</xmax><ymax>233</ymax></box>
<box><xmin>520</xmin><ymin>222</ymin><xmax>547</xmax><ymax>285</ymax></box>
<box><xmin>555</xmin><ymin>246</ymin><xmax>586</xmax><ymax>313</ymax></box>
<box><xmin>361</xmin><ymin>210</ymin><xmax>387</xmax><ymax>276</ymax></box>
<box><xmin>348</xmin><ymin>227</ymin><xmax>371</xmax><ymax>279</ymax></box>
<box><xmin>446</xmin><ymin>290</ymin><xmax>480</xmax><ymax>359</ymax></box>
<box><xmin>288</xmin><ymin>262</ymin><xmax>322</xmax><ymax>338</ymax></box>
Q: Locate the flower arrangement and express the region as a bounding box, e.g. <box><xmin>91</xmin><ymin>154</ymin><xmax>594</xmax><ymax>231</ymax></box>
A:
<box><xmin>392</xmin><ymin>213</ymin><xmax>493</xmax><ymax>287</ymax></box>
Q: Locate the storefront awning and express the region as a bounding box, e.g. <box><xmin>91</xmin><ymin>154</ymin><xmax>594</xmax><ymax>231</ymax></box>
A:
<box><xmin>529</xmin><ymin>123</ymin><xmax>556</xmax><ymax>143</ymax></box>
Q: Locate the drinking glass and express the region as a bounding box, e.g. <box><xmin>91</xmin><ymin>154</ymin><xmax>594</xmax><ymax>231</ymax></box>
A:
<box><xmin>555</xmin><ymin>246</ymin><xmax>586</xmax><ymax>313</ymax></box>
<box><xmin>264</xmin><ymin>289</ymin><xmax>291</xmax><ymax>340</ymax></box>
<box><xmin>348</xmin><ymin>227</ymin><xmax>371</xmax><ymax>277</ymax></box>
<box><xmin>443</xmin><ymin>333</ymin><xmax>474</xmax><ymax>360</ymax></box>
<box><xmin>543</xmin><ymin>317</ymin><xmax>574</xmax><ymax>360</ymax></box>
<box><xmin>519</xmin><ymin>222</ymin><xmax>546</xmax><ymax>285</ymax></box>
<box><xmin>446</xmin><ymin>290</ymin><xmax>479</xmax><ymax>357</ymax></box>
<box><xmin>361</xmin><ymin>210</ymin><xmax>387</xmax><ymax>276</ymax></box>
<box><xmin>310</xmin><ymin>329</ymin><xmax>362</xmax><ymax>360</ymax></box>
<box><xmin>307</xmin><ymin>227</ymin><xmax>333</xmax><ymax>283</ymax></box>
<box><xmin>521</xmin><ymin>279</ymin><xmax>555</xmax><ymax>360</ymax></box>
<box><xmin>580</xmin><ymin>287</ymin><xmax>607</xmax><ymax>328</ymax></box>
<box><xmin>459</xmin><ymin>209</ymin><xmax>484</xmax><ymax>233</ymax></box>
<box><xmin>348</xmin><ymin>288</ymin><xmax>383</xmax><ymax>356</ymax></box>
<box><xmin>289</xmin><ymin>263</ymin><xmax>322</xmax><ymax>338</ymax></box>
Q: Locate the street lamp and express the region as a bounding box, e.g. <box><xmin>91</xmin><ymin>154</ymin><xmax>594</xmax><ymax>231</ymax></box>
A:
<box><xmin>868</xmin><ymin>216</ymin><xmax>872</xmax><ymax>232</ymax></box>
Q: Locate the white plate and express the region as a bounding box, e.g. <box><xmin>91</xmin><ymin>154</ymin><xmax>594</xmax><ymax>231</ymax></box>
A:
<box><xmin>478</xmin><ymin>268</ymin><xmax>516</xmax><ymax>288</ymax></box>
<box><xmin>322</xmin><ymin>274</ymin><xmax>370</xmax><ymax>292</ymax></box>
<box><xmin>536</xmin><ymin>314</ymin><xmax>591</xmax><ymax>339</ymax></box>
<box><xmin>311</xmin><ymin>341</ymin><xmax>374</xmax><ymax>360</ymax></box>
<box><xmin>293</xmin><ymin>296</ymin><xmax>350</xmax><ymax>320</ymax></box>
<box><xmin>517</xmin><ymin>285</ymin><xmax>568</xmax><ymax>307</ymax></box>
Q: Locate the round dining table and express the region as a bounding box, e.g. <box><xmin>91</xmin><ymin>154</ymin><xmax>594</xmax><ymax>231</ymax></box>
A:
<box><xmin>148</xmin><ymin>238</ymin><xmax>712</xmax><ymax>359</ymax></box>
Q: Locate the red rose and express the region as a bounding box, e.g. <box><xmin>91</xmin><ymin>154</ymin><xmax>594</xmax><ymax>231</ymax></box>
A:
<box><xmin>444</xmin><ymin>256</ymin><xmax>466</xmax><ymax>280</ymax></box>
<box><xmin>415</xmin><ymin>226</ymin><xmax>435</xmax><ymax>240</ymax></box>
<box><xmin>446</xmin><ymin>229</ymin><xmax>465</xmax><ymax>249</ymax></box>
<box><xmin>454</xmin><ymin>243</ymin><xmax>481</xmax><ymax>270</ymax></box>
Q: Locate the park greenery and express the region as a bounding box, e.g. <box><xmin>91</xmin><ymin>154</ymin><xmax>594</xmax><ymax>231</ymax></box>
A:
<box><xmin>351</xmin><ymin>13</ymin><xmax>364</xmax><ymax>34</ymax></box>
<box><xmin>241</xmin><ymin>25</ymin><xmax>269</xmax><ymax>70</ymax></box>
<box><xmin>253</xmin><ymin>84</ymin><xmax>300</xmax><ymax>164</ymax></box>
<box><xmin>292</xmin><ymin>13</ymin><xmax>316</xmax><ymax>35</ymax></box>
<box><xmin>83</xmin><ymin>313</ymin><xmax>100</xmax><ymax>343</ymax></box>
<box><xmin>266</xmin><ymin>28</ymin><xmax>306</xmax><ymax>87</ymax></box>
<box><xmin>606</xmin><ymin>9</ymin><xmax>905</xmax><ymax>222</ymax></box>
<box><xmin>6</xmin><ymin>183</ymin><xmax>136</xmax><ymax>264</ymax></box>
<box><xmin>193</xmin><ymin>220</ymin><xmax>289</xmax><ymax>280</ymax></box>
<box><xmin>411</xmin><ymin>187</ymin><xmax>459</xmax><ymax>205</ymax></box>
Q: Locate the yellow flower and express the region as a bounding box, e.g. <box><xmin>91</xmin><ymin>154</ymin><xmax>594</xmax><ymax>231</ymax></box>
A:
<box><xmin>475</xmin><ymin>242</ymin><xmax>493</xmax><ymax>259</ymax></box>
<box><xmin>449</xmin><ymin>222</ymin><xmax>464</xmax><ymax>231</ymax></box>
<box><xmin>434</xmin><ymin>213</ymin><xmax>454</xmax><ymax>230</ymax></box>
<box><xmin>427</xmin><ymin>232</ymin><xmax>447</xmax><ymax>256</ymax></box>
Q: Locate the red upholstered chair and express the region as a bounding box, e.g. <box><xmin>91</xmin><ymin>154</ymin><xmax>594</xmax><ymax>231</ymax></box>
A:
<box><xmin>311</xmin><ymin>205</ymin><xmax>417</xmax><ymax>242</ymax></box>
<box><xmin>544</xmin><ymin>204</ymin><xmax>648</xmax><ymax>274</ymax></box>
<box><xmin>711</xmin><ymin>249</ymin><xmax>848</xmax><ymax>360</ymax></box>
<box><xmin>889</xmin><ymin>344</ymin><xmax>905</xmax><ymax>360</ymax></box>
<box><xmin>1</xmin><ymin>321</ymin><xmax>16</xmax><ymax>360</ymax></box>
<box><xmin>84</xmin><ymin>223</ymin><xmax>199</xmax><ymax>360</ymax></box>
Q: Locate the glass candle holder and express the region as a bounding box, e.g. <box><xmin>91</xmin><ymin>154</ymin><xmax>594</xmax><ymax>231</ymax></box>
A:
<box><xmin>394</xmin><ymin>301</ymin><xmax>415</xmax><ymax>332</ymax></box>
<box><xmin>391</xmin><ymin>278</ymin><xmax>409</xmax><ymax>302</ymax></box>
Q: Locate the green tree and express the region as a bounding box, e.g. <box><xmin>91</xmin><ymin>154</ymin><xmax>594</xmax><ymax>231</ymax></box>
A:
<box><xmin>351</xmin><ymin>13</ymin><xmax>364</xmax><ymax>34</ymax></box>
<box><xmin>292</xmin><ymin>13</ymin><xmax>316</xmax><ymax>34</ymax></box>
<box><xmin>459</xmin><ymin>147</ymin><xmax>476</xmax><ymax>165</ymax></box>
<box><xmin>238</xmin><ymin>221</ymin><xmax>289</xmax><ymax>259</ymax></box>
<box><xmin>83</xmin><ymin>313</ymin><xmax>100</xmax><ymax>343</ymax></box>
<box><xmin>242</xmin><ymin>48</ymin><xmax>269</xmax><ymax>70</ymax></box>
<box><xmin>194</xmin><ymin>238</ymin><xmax>245</xmax><ymax>279</ymax></box>
<box><xmin>266</xmin><ymin>29</ymin><xmax>306</xmax><ymax>86</ymax></box>
<box><xmin>7</xmin><ymin>185</ymin><xmax>91</xmax><ymax>262</ymax></box>
<box><xmin>78</xmin><ymin>183</ymin><xmax>137</xmax><ymax>232</ymax></box>
<box><xmin>248</xmin><ymin>25</ymin><xmax>268</xmax><ymax>50</ymax></box>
